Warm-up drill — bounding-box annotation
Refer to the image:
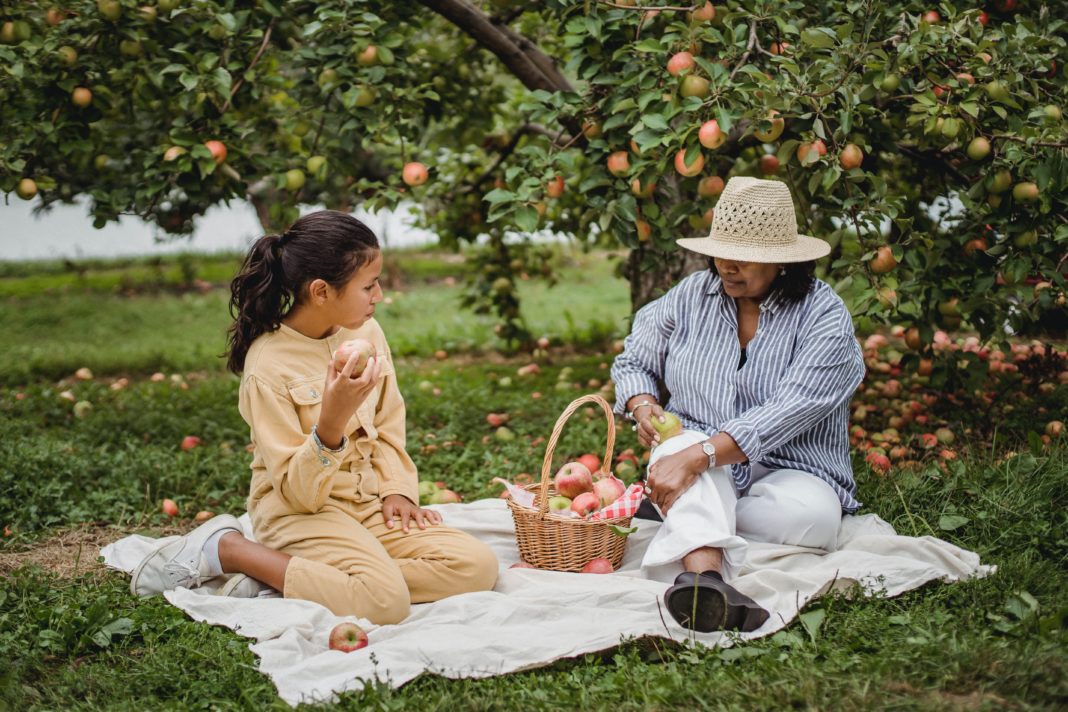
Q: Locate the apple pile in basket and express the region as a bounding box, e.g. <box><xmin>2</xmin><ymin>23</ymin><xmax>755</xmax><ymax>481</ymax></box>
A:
<box><xmin>546</xmin><ymin>461</ymin><xmax>629</xmax><ymax>518</ymax></box>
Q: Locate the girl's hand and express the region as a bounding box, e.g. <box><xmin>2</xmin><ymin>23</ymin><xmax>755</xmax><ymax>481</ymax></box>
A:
<box><xmin>317</xmin><ymin>354</ymin><xmax>383</xmax><ymax>446</ymax></box>
<box><xmin>646</xmin><ymin>444</ymin><xmax>707</xmax><ymax>515</ymax></box>
<box><xmin>634</xmin><ymin>402</ymin><xmax>667</xmax><ymax>449</ymax></box>
<box><xmin>382</xmin><ymin>494</ymin><xmax>442</xmax><ymax>533</ymax></box>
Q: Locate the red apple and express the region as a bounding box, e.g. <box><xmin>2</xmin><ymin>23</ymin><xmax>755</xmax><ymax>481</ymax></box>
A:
<box><xmin>631</xmin><ymin>177</ymin><xmax>656</xmax><ymax>198</ymax></box>
<box><xmin>180</xmin><ymin>435</ymin><xmax>202</xmax><ymax>451</ymax></box>
<box><xmin>71</xmin><ymin>86</ymin><xmax>93</xmax><ymax>107</ymax></box>
<box><xmin>759</xmin><ymin>154</ymin><xmax>780</xmax><ymax>174</ymax></box>
<box><xmin>839</xmin><ymin>143</ymin><xmax>863</xmax><ymax>170</ymax></box>
<box><xmin>796</xmin><ymin>139</ymin><xmax>827</xmax><ymax>164</ymax></box>
<box><xmin>752</xmin><ymin>110</ymin><xmax>785</xmax><ymax>143</ymax></box>
<box><xmin>356</xmin><ymin>45</ymin><xmax>378</xmax><ymax>66</ymax></box>
<box><xmin>486</xmin><ymin>412</ymin><xmax>509</xmax><ymax>428</ymax></box>
<box><xmin>607</xmin><ymin>151</ymin><xmax>631</xmax><ymax>177</ymax></box>
<box><xmin>674</xmin><ymin>149</ymin><xmax>705</xmax><ymax>177</ymax></box>
<box><xmin>333</xmin><ymin>338</ymin><xmax>375</xmax><ymax>375</ymax></box>
<box><xmin>545</xmin><ymin>175</ymin><xmax>564</xmax><ymax>198</ymax></box>
<box><xmin>698</xmin><ymin>120</ymin><xmax>724</xmax><ymax>149</ymax></box>
<box><xmin>666</xmin><ymin>51</ymin><xmax>695</xmax><ymax>77</ymax></box>
<box><xmin>697</xmin><ymin>175</ymin><xmax>725</xmax><ymax>197</ymax></box>
<box><xmin>1046</xmin><ymin>421</ymin><xmax>1064</xmax><ymax>438</ymax></box>
<box><xmin>402</xmin><ymin>162</ymin><xmax>428</xmax><ymax>187</ymax></box>
<box><xmin>636</xmin><ymin>219</ymin><xmax>652</xmax><ymax>242</ymax></box>
<box><xmin>554</xmin><ymin>462</ymin><xmax>594</xmax><ymax>498</ymax></box>
<box><xmin>429</xmin><ymin>488</ymin><xmax>461</xmax><ymax>504</ymax></box>
<box><xmin>978</xmin><ymin>10</ymin><xmax>990</xmax><ymax>25</ymax></box>
<box><xmin>194</xmin><ymin>510</ymin><xmax>215</xmax><ymax>523</ymax></box>
<box><xmin>865</xmin><ymin>452</ymin><xmax>891</xmax><ymax>474</ymax></box>
<box><xmin>689</xmin><ymin>1</ymin><xmax>715</xmax><ymax>22</ymax></box>
<box><xmin>328</xmin><ymin>621</ymin><xmax>369</xmax><ymax>652</ymax></box>
<box><xmin>204</xmin><ymin>140</ymin><xmax>227</xmax><ymax>164</ymax></box>
<box><xmin>869</xmin><ymin>245</ymin><xmax>898</xmax><ymax>274</ymax></box>
<box><xmin>581</xmin><ymin>557</ymin><xmax>614</xmax><ymax>574</ymax></box>
<box><xmin>921</xmin><ymin>10</ymin><xmax>940</xmax><ymax>24</ymax></box>
<box><xmin>570</xmin><ymin>491</ymin><xmax>601</xmax><ymax>517</ymax></box>
<box><xmin>163</xmin><ymin>146</ymin><xmax>187</xmax><ymax>162</ymax></box>
<box><xmin>577</xmin><ymin>453</ymin><xmax>602</xmax><ymax>474</ymax></box>
<box><xmin>161</xmin><ymin>498</ymin><xmax>179</xmax><ymax>517</ymax></box>
<box><xmin>593</xmin><ymin>476</ymin><xmax>626</xmax><ymax>508</ymax></box>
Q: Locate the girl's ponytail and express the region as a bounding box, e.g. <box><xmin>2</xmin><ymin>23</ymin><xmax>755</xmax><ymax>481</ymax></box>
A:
<box><xmin>226</xmin><ymin>233</ymin><xmax>291</xmax><ymax>374</ymax></box>
<box><xmin>225</xmin><ymin>210</ymin><xmax>380</xmax><ymax>374</ymax></box>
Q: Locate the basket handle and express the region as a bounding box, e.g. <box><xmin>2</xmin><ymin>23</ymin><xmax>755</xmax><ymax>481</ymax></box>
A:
<box><xmin>537</xmin><ymin>394</ymin><xmax>617</xmax><ymax>514</ymax></box>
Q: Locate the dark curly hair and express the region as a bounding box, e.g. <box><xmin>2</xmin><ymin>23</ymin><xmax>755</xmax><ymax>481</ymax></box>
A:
<box><xmin>706</xmin><ymin>258</ymin><xmax>816</xmax><ymax>303</ymax></box>
<box><xmin>225</xmin><ymin>211</ymin><xmax>380</xmax><ymax>374</ymax></box>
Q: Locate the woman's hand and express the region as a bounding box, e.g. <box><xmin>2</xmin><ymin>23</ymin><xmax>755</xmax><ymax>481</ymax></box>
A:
<box><xmin>316</xmin><ymin>354</ymin><xmax>383</xmax><ymax>448</ymax></box>
<box><xmin>382</xmin><ymin>494</ymin><xmax>442</xmax><ymax>532</ymax></box>
<box><xmin>633</xmin><ymin>402</ymin><xmax>667</xmax><ymax>449</ymax></box>
<box><xmin>646</xmin><ymin>444</ymin><xmax>707</xmax><ymax>515</ymax></box>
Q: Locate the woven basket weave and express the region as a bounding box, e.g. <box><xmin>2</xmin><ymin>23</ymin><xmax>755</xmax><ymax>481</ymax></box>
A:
<box><xmin>506</xmin><ymin>394</ymin><xmax>634</xmax><ymax>572</ymax></box>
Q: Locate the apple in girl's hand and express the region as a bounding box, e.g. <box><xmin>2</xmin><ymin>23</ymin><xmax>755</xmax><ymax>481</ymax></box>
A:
<box><xmin>577</xmin><ymin>453</ymin><xmax>601</xmax><ymax>473</ymax></box>
<box><xmin>328</xmin><ymin>622</ymin><xmax>369</xmax><ymax>652</ymax></box>
<box><xmin>651</xmin><ymin>412</ymin><xmax>683</xmax><ymax>442</ymax></box>
<box><xmin>333</xmin><ymin>338</ymin><xmax>375</xmax><ymax>375</ymax></box>
<box><xmin>547</xmin><ymin>495</ymin><xmax>572</xmax><ymax>513</ymax></box>
<box><xmin>593</xmin><ymin>476</ymin><xmax>626</xmax><ymax>508</ymax></box>
<box><xmin>553</xmin><ymin>462</ymin><xmax>593</xmax><ymax>498</ymax></box>
<box><xmin>581</xmin><ymin>558</ymin><xmax>614</xmax><ymax>574</ymax></box>
<box><xmin>571</xmin><ymin>491</ymin><xmax>601</xmax><ymax>517</ymax></box>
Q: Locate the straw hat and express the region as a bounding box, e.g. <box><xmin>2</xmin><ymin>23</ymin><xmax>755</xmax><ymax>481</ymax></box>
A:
<box><xmin>677</xmin><ymin>177</ymin><xmax>830</xmax><ymax>263</ymax></box>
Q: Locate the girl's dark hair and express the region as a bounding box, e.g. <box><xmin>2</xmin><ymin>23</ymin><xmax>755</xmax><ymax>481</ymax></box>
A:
<box><xmin>226</xmin><ymin>210</ymin><xmax>379</xmax><ymax>374</ymax></box>
<box><xmin>707</xmin><ymin>258</ymin><xmax>816</xmax><ymax>303</ymax></box>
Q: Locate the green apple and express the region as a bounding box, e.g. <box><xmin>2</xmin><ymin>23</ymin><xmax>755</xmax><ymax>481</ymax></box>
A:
<box><xmin>652</xmin><ymin>412</ymin><xmax>683</xmax><ymax>441</ymax></box>
<box><xmin>984</xmin><ymin>169</ymin><xmax>1012</xmax><ymax>194</ymax></box>
<box><xmin>97</xmin><ymin>0</ymin><xmax>122</xmax><ymax>21</ymax></box>
<box><xmin>1012</xmin><ymin>181</ymin><xmax>1038</xmax><ymax>202</ymax></box>
<box><xmin>984</xmin><ymin>80</ymin><xmax>1009</xmax><ymax>102</ymax></box>
<box><xmin>418</xmin><ymin>480</ymin><xmax>438</xmax><ymax>504</ymax></box>
<box><xmin>284</xmin><ymin>169</ymin><xmax>305</xmax><ymax>191</ymax></box>
<box><xmin>57</xmin><ymin>46</ymin><xmax>78</xmax><ymax>65</ymax></box>
<box><xmin>966</xmin><ymin>136</ymin><xmax>990</xmax><ymax>161</ymax></box>
<box><xmin>547</xmin><ymin>495</ymin><xmax>572</xmax><ymax>513</ymax></box>
<box><xmin>307</xmin><ymin>155</ymin><xmax>327</xmax><ymax>175</ymax></box>
<box><xmin>679</xmin><ymin>75</ymin><xmax>710</xmax><ymax>98</ymax></box>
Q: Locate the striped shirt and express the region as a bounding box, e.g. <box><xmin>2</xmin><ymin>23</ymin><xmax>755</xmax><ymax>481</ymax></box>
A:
<box><xmin>611</xmin><ymin>270</ymin><xmax>865</xmax><ymax>513</ymax></box>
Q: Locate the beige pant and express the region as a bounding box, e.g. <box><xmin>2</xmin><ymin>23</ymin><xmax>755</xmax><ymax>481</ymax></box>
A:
<box><xmin>251</xmin><ymin>478</ymin><xmax>498</xmax><ymax>625</ymax></box>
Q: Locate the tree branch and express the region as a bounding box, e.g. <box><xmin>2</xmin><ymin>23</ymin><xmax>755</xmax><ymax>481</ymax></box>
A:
<box><xmin>729</xmin><ymin>21</ymin><xmax>760</xmax><ymax>81</ymax></box>
<box><xmin>596</xmin><ymin>1</ymin><xmax>699</xmax><ymax>10</ymax></box>
<box><xmin>221</xmin><ymin>19</ymin><xmax>275</xmax><ymax>113</ymax></box>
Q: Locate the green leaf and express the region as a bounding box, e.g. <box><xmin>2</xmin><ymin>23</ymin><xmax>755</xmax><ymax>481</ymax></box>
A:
<box><xmin>641</xmin><ymin>114</ymin><xmax>668</xmax><ymax>131</ymax></box>
<box><xmin>799</xmin><ymin>608</ymin><xmax>826</xmax><ymax>642</ymax></box>
<box><xmin>483</xmin><ymin>188</ymin><xmax>517</xmax><ymax>205</ymax></box>
<box><xmin>609</xmin><ymin>524</ymin><xmax>639</xmax><ymax>537</ymax></box>
<box><xmin>514</xmin><ymin>205</ymin><xmax>539</xmax><ymax>232</ymax></box>
<box><xmin>801</xmin><ymin>28</ymin><xmax>837</xmax><ymax>49</ymax></box>
<box><xmin>938</xmin><ymin>514</ymin><xmax>969</xmax><ymax>531</ymax></box>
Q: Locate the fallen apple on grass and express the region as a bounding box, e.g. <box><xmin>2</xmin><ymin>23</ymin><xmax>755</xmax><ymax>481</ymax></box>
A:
<box><xmin>577</xmin><ymin>453</ymin><xmax>602</xmax><ymax>473</ymax></box>
<box><xmin>180</xmin><ymin>435</ymin><xmax>202</xmax><ymax>451</ymax></box>
<box><xmin>161</xmin><ymin>499</ymin><xmax>179</xmax><ymax>517</ymax></box>
<box><xmin>328</xmin><ymin>621</ymin><xmax>369</xmax><ymax>652</ymax></box>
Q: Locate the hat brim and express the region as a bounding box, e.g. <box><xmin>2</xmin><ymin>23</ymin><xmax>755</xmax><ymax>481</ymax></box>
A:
<box><xmin>676</xmin><ymin>234</ymin><xmax>831</xmax><ymax>263</ymax></box>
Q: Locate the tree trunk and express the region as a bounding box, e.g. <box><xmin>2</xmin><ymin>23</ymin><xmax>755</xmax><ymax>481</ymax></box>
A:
<box><xmin>625</xmin><ymin>245</ymin><xmax>709</xmax><ymax>314</ymax></box>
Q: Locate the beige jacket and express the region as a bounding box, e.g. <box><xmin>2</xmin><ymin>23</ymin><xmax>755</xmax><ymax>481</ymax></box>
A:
<box><xmin>238</xmin><ymin>319</ymin><xmax>418</xmax><ymax>515</ymax></box>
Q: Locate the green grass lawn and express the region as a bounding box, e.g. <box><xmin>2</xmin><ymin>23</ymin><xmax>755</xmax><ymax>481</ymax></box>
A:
<box><xmin>0</xmin><ymin>251</ymin><xmax>1065</xmax><ymax>710</ymax></box>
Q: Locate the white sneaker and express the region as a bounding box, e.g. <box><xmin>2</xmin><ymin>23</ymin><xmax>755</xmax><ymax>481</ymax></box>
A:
<box><xmin>129</xmin><ymin>514</ymin><xmax>243</xmax><ymax>598</ymax></box>
<box><xmin>217</xmin><ymin>573</ymin><xmax>275</xmax><ymax>598</ymax></box>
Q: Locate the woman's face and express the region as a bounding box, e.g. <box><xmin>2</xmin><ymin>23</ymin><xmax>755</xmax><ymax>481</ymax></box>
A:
<box><xmin>714</xmin><ymin>258</ymin><xmax>782</xmax><ymax>302</ymax></box>
<box><xmin>329</xmin><ymin>251</ymin><xmax>384</xmax><ymax>330</ymax></box>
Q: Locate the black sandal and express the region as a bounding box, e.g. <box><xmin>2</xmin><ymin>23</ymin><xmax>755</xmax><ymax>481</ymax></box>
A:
<box><xmin>664</xmin><ymin>570</ymin><xmax>770</xmax><ymax>633</ymax></box>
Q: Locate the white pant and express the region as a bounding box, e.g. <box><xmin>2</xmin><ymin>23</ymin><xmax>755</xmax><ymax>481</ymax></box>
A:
<box><xmin>641</xmin><ymin>430</ymin><xmax>843</xmax><ymax>577</ymax></box>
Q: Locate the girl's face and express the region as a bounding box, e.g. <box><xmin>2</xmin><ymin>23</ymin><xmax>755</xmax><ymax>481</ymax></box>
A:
<box><xmin>328</xmin><ymin>251</ymin><xmax>384</xmax><ymax>330</ymax></box>
<box><xmin>714</xmin><ymin>258</ymin><xmax>782</xmax><ymax>302</ymax></box>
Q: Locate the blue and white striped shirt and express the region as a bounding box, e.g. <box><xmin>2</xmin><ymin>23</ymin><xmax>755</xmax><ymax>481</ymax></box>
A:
<box><xmin>611</xmin><ymin>270</ymin><xmax>865</xmax><ymax>513</ymax></box>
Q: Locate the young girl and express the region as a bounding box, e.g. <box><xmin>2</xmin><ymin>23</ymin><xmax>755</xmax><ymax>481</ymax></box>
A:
<box><xmin>130</xmin><ymin>210</ymin><xmax>498</xmax><ymax>624</ymax></box>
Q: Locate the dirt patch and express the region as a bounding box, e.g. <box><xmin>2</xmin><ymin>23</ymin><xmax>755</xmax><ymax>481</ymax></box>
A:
<box><xmin>883</xmin><ymin>681</ymin><xmax>1015</xmax><ymax>710</ymax></box>
<box><xmin>0</xmin><ymin>523</ymin><xmax>184</xmax><ymax>581</ymax></box>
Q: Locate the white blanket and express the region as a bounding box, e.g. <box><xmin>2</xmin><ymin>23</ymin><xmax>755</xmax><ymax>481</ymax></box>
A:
<box><xmin>101</xmin><ymin>499</ymin><xmax>992</xmax><ymax>706</ymax></box>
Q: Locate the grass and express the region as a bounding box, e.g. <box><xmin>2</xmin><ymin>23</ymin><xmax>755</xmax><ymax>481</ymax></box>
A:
<box><xmin>0</xmin><ymin>249</ymin><xmax>1065</xmax><ymax>710</ymax></box>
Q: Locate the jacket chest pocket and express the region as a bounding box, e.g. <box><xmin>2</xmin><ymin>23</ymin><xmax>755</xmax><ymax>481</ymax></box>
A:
<box><xmin>286</xmin><ymin>376</ymin><xmax>381</xmax><ymax>441</ymax></box>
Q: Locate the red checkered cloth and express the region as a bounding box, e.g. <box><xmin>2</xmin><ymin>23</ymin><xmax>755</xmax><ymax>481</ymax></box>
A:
<box><xmin>590</xmin><ymin>483</ymin><xmax>645</xmax><ymax>520</ymax></box>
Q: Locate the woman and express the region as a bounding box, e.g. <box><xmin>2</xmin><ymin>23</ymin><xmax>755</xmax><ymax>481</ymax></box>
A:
<box><xmin>129</xmin><ymin>211</ymin><xmax>498</xmax><ymax>624</ymax></box>
<box><xmin>612</xmin><ymin>177</ymin><xmax>865</xmax><ymax>633</ymax></box>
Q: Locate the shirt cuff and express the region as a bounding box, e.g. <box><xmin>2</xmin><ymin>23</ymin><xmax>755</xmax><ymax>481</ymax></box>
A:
<box><xmin>612</xmin><ymin>371</ymin><xmax>661</xmax><ymax>417</ymax></box>
<box><xmin>718</xmin><ymin>417</ymin><xmax>762</xmax><ymax>464</ymax></box>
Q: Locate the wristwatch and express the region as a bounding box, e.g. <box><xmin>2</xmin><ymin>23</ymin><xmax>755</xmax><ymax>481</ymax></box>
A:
<box><xmin>701</xmin><ymin>440</ymin><xmax>717</xmax><ymax>470</ymax></box>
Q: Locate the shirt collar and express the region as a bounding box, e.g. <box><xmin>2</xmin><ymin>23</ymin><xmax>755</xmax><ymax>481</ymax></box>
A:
<box><xmin>706</xmin><ymin>273</ymin><xmax>785</xmax><ymax>314</ymax></box>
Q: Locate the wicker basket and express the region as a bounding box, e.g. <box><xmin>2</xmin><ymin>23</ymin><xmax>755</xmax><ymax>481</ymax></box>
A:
<box><xmin>507</xmin><ymin>394</ymin><xmax>634</xmax><ymax>572</ymax></box>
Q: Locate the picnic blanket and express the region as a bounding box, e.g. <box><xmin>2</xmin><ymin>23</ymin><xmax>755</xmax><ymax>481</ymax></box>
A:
<box><xmin>101</xmin><ymin>498</ymin><xmax>992</xmax><ymax>706</ymax></box>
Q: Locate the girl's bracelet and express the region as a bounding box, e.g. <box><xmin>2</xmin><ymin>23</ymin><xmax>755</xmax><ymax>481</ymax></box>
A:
<box><xmin>626</xmin><ymin>400</ymin><xmax>657</xmax><ymax>421</ymax></box>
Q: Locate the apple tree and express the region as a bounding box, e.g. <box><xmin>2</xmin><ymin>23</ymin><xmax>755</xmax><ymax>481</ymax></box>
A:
<box><xmin>1</xmin><ymin>0</ymin><xmax>1065</xmax><ymax>350</ymax></box>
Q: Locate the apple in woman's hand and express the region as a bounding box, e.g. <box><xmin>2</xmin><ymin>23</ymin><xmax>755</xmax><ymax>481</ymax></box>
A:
<box><xmin>332</xmin><ymin>338</ymin><xmax>375</xmax><ymax>376</ymax></box>
<box><xmin>652</xmin><ymin>412</ymin><xmax>683</xmax><ymax>442</ymax></box>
